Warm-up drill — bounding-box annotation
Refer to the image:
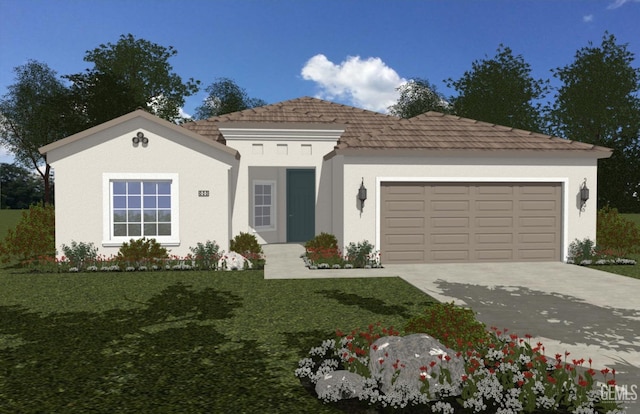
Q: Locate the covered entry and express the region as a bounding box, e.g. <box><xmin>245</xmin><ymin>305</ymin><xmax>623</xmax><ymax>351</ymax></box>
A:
<box><xmin>380</xmin><ymin>182</ymin><xmax>562</xmax><ymax>263</ymax></box>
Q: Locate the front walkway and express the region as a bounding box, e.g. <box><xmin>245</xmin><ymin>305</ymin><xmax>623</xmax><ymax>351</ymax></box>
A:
<box><xmin>263</xmin><ymin>243</ymin><xmax>640</xmax><ymax>413</ymax></box>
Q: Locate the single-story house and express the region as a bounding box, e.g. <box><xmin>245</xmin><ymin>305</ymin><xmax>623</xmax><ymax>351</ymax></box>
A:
<box><xmin>40</xmin><ymin>97</ymin><xmax>612</xmax><ymax>263</ymax></box>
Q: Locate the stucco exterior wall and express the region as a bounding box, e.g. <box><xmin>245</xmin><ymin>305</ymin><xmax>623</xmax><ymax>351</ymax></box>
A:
<box><xmin>47</xmin><ymin>117</ymin><xmax>236</xmax><ymax>257</ymax></box>
<box><xmin>224</xmin><ymin>137</ymin><xmax>337</xmax><ymax>244</ymax></box>
<box><xmin>339</xmin><ymin>155</ymin><xmax>600</xmax><ymax>262</ymax></box>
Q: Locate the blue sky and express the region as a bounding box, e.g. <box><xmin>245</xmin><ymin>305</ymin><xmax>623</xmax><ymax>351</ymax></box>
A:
<box><xmin>1</xmin><ymin>0</ymin><xmax>639</xmax><ymax>164</ymax></box>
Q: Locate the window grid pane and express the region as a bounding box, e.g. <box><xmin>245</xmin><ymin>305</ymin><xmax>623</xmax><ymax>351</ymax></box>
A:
<box><xmin>254</xmin><ymin>183</ymin><xmax>273</xmax><ymax>228</ymax></box>
<box><xmin>113</xmin><ymin>180</ymin><xmax>171</xmax><ymax>238</ymax></box>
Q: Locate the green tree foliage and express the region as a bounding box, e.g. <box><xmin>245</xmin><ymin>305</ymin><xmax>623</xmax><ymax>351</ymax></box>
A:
<box><xmin>67</xmin><ymin>34</ymin><xmax>200</xmax><ymax>125</ymax></box>
<box><xmin>388</xmin><ymin>78</ymin><xmax>450</xmax><ymax>118</ymax></box>
<box><xmin>597</xmin><ymin>206</ymin><xmax>640</xmax><ymax>256</ymax></box>
<box><xmin>0</xmin><ymin>204</ymin><xmax>55</xmax><ymax>264</ymax></box>
<box><xmin>0</xmin><ymin>61</ymin><xmax>78</xmax><ymax>204</ymax></box>
<box><xmin>194</xmin><ymin>77</ymin><xmax>266</xmax><ymax>119</ymax></box>
<box><xmin>548</xmin><ymin>33</ymin><xmax>640</xmax><ymax>212</ymax></box>
<box><xmin>447</xmin><ymin>45</ymin><xmax>548</xmax><ymax>132</ymax></box>
<box><xmin>0</xmin><ymin>163</ymin><xmax>44</xmax><ymax>208</ymax></box>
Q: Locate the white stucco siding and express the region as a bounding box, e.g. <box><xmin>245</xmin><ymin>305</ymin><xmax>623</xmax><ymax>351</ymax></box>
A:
<box><xmin>340</xmin><ymin>155</ymin><xmax>600</xmax><ymax>262</ymax></box>
<box><xmin>48</xmin><ymin>118</ymin><xmax>236</xmax><ymax>257</ymax></box>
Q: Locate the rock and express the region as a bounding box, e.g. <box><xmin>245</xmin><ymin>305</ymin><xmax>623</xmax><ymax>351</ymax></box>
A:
<box><xmin>368</xmin><ymin>334</ymin><xmax>465</xmax><ymax>399</ymax></box>
<box><xmin>218</xmin><ymin>251</ymin><xmax>252</xmax><ymax>270</ymax></box>
<box><xmin>315</xmin><ymin>370</ymin><xmax>367</xmax><ymax>402</ymax></box>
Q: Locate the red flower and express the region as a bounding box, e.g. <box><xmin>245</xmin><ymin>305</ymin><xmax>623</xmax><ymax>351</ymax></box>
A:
<box><xmin>547</xmin><ymin>375</ymin><xmax>556</xmax><ymax>384</ymax></box>
<box><xmin>523</xmin><ymin>371</ymin><xmax>534</xmax><ymax>379</ymax></box>
<box><xmin>461</xmin><ymin>375</ymin><xmax>468</xmax><ymax>382</ymax></box>
<box><xmin>430</xmin><ymin>361</ymin><xmax>437</xmax><ymax>368</ymax></box>
<box><xmin>601</xmin><ymin>368</ymin><xmax>610</xmax><ymax>376</ymax></box>
<box><xmin>517</xmin><ymin>380</ymin><xmax>524</xmax><ymax>387</ymax></box>
<box><xmin>608</xmin><ymin>379</ymin><xmax>616</xmax><ymax>386</ymax></box>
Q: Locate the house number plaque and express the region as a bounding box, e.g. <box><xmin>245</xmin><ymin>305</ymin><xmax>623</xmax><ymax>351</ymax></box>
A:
<box><xmin>198</xmin><ymin>190</ymin><xmax>210</xmax><ymax>197</ymax></box>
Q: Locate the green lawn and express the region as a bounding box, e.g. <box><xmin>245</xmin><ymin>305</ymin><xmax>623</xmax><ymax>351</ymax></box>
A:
<box><xmin>0</xmin><ymin>270</ymin><xmax>435</xmax><ymax>413</ymax></box>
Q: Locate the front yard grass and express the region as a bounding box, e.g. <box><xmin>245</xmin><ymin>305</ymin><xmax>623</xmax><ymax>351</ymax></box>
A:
<box><xmin>0</xmin><ymin>269</ymin><xmax>435</xmax><ymax>413</ymax></box>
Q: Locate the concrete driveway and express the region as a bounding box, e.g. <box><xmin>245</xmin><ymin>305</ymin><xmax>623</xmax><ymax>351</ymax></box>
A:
<box><xmin>394</xmin><ymin>262</ymin><xmax>640</xmax><ymax>413</ymax></box>
<box><xmin>264</xmin><ymin>244</ymin><xmax>640</xmax><ymax>412</ymax></box>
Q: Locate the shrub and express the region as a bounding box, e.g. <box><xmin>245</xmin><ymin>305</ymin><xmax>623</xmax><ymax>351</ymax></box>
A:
<box><xmin>597</xmin><ymin>206</ymin><xmax>640</xmax><ymax>257</ymax></box>
<box><xmin>0</xmin><ymin>204</ymin><xmax>55</xmax><ymax>265</ymax></box>
<box><xmin>61</xmin><ymin>241</ymin><xmax>98</xmax><ymax>271</ymax></box>
<box><xmin>567</xmin><ymin>238</ymin><xmax>597</xmax><ymax>264</ymax></box>
<box><xmin>304</xmin><ymin>232</ymin><xmax>338</xmax><ymax>251</ymax></box>
<box><xmin>117</xmin><ymin>238</ymin><xmax>168</xmax><ymax>268</ymax></box>
<box><xmin>230</xmin><ymin>232</ymin><xmax>263</xmax><ymax>255</ymax></box>
<box><xmin>230</xmin><ymin>232</ymin><xmax>264</xmax><ymax>269</ymax></box>
<box><xmin>404</xmin><ymin>302</ymin><xmax>490</xmax><ymax>351</ymax></box>
<box><xmin>305</xmin><ymin>247</ymin><xmax>344</xmax><ymax>267</ymax></box>
<box><xmin>345</xmin><ymin>240</ymin><xmax>375</xmax><ymax>268</ymax></box>
<box><xmin>189</xmin><ymin>240</ymin><xmax>222</xmax><ymax>270</ymax></box>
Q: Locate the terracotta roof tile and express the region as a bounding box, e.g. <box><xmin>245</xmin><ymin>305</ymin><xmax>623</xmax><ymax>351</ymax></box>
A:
<box><xmin>181</xmin><ymin>97</ymin><xmax>611</xmax><ymax>156</ymax></box>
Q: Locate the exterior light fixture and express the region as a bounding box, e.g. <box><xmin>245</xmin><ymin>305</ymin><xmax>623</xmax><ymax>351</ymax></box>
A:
<box><xmin>358</xmin><ymin>178</ymin><xmax>367</xmax><ymax>211</ymax></box>
<box><xmin>580</xmin><ymin>178</ymin><xmax>590</xmax><ymax>210</ymax></box>
<box><xmin>132</xmin><ymin>131</ymin><xmax>148</xmax><ymax>145</ymax></box>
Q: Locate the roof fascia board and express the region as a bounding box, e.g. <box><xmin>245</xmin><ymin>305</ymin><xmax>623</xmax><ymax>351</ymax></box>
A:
<box><xmin>219</xmin><ymin>127</ymin><xmax>344</xmax><ymax>142</ymax></box>
<box><xmin>330</xmin><ymin>148</ymin><xmax>613</xmax><ymax>159</ymax></box>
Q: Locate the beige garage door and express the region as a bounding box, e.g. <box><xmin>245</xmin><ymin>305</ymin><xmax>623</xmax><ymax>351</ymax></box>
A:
<box><xmin>380</xmin><ymin>182</ymin><xmax>562</xmax><ymax>263</ymax></box>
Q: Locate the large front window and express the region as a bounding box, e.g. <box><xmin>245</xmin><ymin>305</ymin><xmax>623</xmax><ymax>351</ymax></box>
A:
<box><xmin>103</xmin><ymin>173</ymin><xmax>179</xmax><ymax>245</ymax></box>
<box><xmin>112</xmin><ymin>181</ymin><xmax>172</xmax><ymax>237</ymax></box>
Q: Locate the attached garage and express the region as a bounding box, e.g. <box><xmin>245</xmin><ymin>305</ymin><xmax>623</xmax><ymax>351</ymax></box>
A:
<box><xmin>381</xmin><ymin>182</ymin><xmax>562</xmax><ymax>263</ymax></box>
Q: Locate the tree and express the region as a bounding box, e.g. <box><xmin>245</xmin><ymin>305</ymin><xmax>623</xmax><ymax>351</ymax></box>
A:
<box><xmin>194</xmin><ymin>78</ymin><xmax>266</xmax><ymax>119</ymax></box>
<box><xmin>388</xmin><ymin>78</ymin><xmax>450</xmax><ymax>118</ymax></box>
<box><xmin>548</xmin><ymin>33</ymin><xmax>640</xmax><ymax>212</ymax></box>
<box><xmin>0</xmin><ymin>60</ymin><xmax>75</xmax><ymax>204</ymax></box>
<box><xmin>447</xmin><ymin>45</ymin><xmax>548</xmax><ymax>132</ymax></box>
<box><xmin>67</xmin><ymin>34</ymin><xmax>199</xmax><ymax>125</ymax></box>
<box><xmin>0</xmin><ymin>163</ymin><xmax>45</xmax><ymax>209</ymax></box>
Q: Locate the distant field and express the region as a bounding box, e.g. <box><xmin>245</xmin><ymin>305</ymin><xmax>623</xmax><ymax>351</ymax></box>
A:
<box><xmin>621</xmin><ymin>213</ymin><xmax>640</xmax><ymax>229</ymax></box>
<box><xmin>0</xmin><ymin>210</ymin><xmax>24</xmax><ymax>240</ymax></box>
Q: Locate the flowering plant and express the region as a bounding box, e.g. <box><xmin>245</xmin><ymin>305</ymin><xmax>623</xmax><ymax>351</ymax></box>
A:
<box><xmin>296</xmin><ymin>324</ymin><xmax>624</xmax><ymax>413</ymax></box>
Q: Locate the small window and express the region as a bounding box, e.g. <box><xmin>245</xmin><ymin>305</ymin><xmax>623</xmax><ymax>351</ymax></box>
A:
<box><xmin>253</xmin><ymin>181</ymin><xmax>275</xmax><ymax>229</ymax></box>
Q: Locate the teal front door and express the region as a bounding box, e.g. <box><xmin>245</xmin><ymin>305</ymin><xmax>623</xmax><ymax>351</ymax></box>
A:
<box><xmin>287</xmin><ymin>169</ymin><xmax>315</xmax><ymax>242</ymax></box>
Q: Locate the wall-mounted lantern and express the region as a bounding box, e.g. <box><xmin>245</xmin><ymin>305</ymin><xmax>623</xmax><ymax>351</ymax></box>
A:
<box><xmin>358</xmin><ymin>178</ymin><xmax>367</xmax><ymax>211</ymax></box>
<box><xmin>132</xmin><ymin>131</ymin><xmax>149</xmax><ymax>146</ymax></box>
<box><xmin>580</xmin><ymin>178</ymin><xmax>590</xmax><ymax>210</ymax></box>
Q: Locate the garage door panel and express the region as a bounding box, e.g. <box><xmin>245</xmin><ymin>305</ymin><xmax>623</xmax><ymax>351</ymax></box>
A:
<box><xmin>520</xmin><ymin>200</ymin><xmax>557</xmax><ymax>211</ymax></box>
<box><xmin>519</xmin><ymin>233</ymin><xmax>556</xmax><ymax>243</ymax></box>
<box><xmin>431</xmin><ymin>217</ymin><xmax>469</xmax><ymax>228</ymax></box>
<box><xmin>386</xmin><ymin>200</ymin><xmax>424</xmax><ymax>211</ymax></box>
<box><xmin>519</xmin><ymin>216</ymin><xmax>557</xmax><ymax>228</ymax></box>
<box><xmin>386</xmin><ymin>234</ymin><xmax>425</xmax><ymax>244</ymax></box>
<box><xmin>475</xmin><ymin>250</ymin><xmax>514</xmax><ymax>261</ymax></box>
<box><xmin>476</xmin><ymin>200</ymin><xmax>513</xmax><ymax>211</ymax></box>
<box><xmin>476</xmin><ymin>217</ymin><xmax>513</xmax><ymax>227</ymax></box>
<box><xmin>476</xmin><ymin>186</ymin><xmax>514</xmax><ymax>195</ymax></box>
<box><xmin>381</xmin><ymin>182</ymin><xmax>561</xmax><ymax>263</ymax></box>
<box><xmin>385</xmin><ymin>217</ymin><xmax>425</xmax><ymax>228</ymax></box>
<box><xmin>433</xmin><ymin>185</ymin><xmax>470</xmax><ymax>195</ymax></box>
<box><xmin>475</xmin><ymin>233</ymin><xmax>513</xmax><ymax>244</ymax></box>
<box><xmin>432</xmin><ymin>250</ymin><xmax>469</xmax><ymax>261</ymax></box>
<box><xmin>431</xmin><ymin>201</ymin><xmax>470</xmax><ymax>211</ymax></box>
<box><xmin>431</xmin><ymin>233</ymin><xmax>469</xmax><ymax>244</ymax></box>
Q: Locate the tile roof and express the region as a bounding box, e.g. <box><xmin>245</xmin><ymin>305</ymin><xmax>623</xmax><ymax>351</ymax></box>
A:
<box><xmin>182</xmin><ymin>97</ymin><xmax>612</xmax><ymax>156</ymax></box>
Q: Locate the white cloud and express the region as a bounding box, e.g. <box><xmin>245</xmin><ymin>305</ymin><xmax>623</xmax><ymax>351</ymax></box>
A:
<box><xmin>301</xmin><ymin>54</ymin><xmax>406</xmax><ymax>113</ymax></box>
<box><xmin>607</xmin><ymin>0</ymin><xmax>640</xmax><ymax>9</ymax></box>
<box><xmin>583</xmin><ymin>14</ymin><xmax>594</xmax><ymax>22</ymax></box>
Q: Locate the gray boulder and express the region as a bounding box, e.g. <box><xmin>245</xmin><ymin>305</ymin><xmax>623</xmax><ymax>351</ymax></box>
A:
<box><xmin>315</xmin><ymin>370</ymin><xmax>367</xmax><ymax>402</ymax></box>
<box><xmin>368</xmin><ymin>334</ymin><xmax>465</xmax><ymax>399</ymax></box>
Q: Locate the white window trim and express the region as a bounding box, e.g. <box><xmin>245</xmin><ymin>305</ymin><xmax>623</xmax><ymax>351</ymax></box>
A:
<box><xmin>375</xmin><ymin>177</ymin><xmax>569</xmax><ymax>262</ymax></box>
<box><xmin>252</xmin><ymin>180</ymin><xmax>276</xmax><ymax>231</ymax></box>
<box><xmin>102</xmin><ymin>173</ymin><xmax>180</xmax><ymax>246</ymax></box>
